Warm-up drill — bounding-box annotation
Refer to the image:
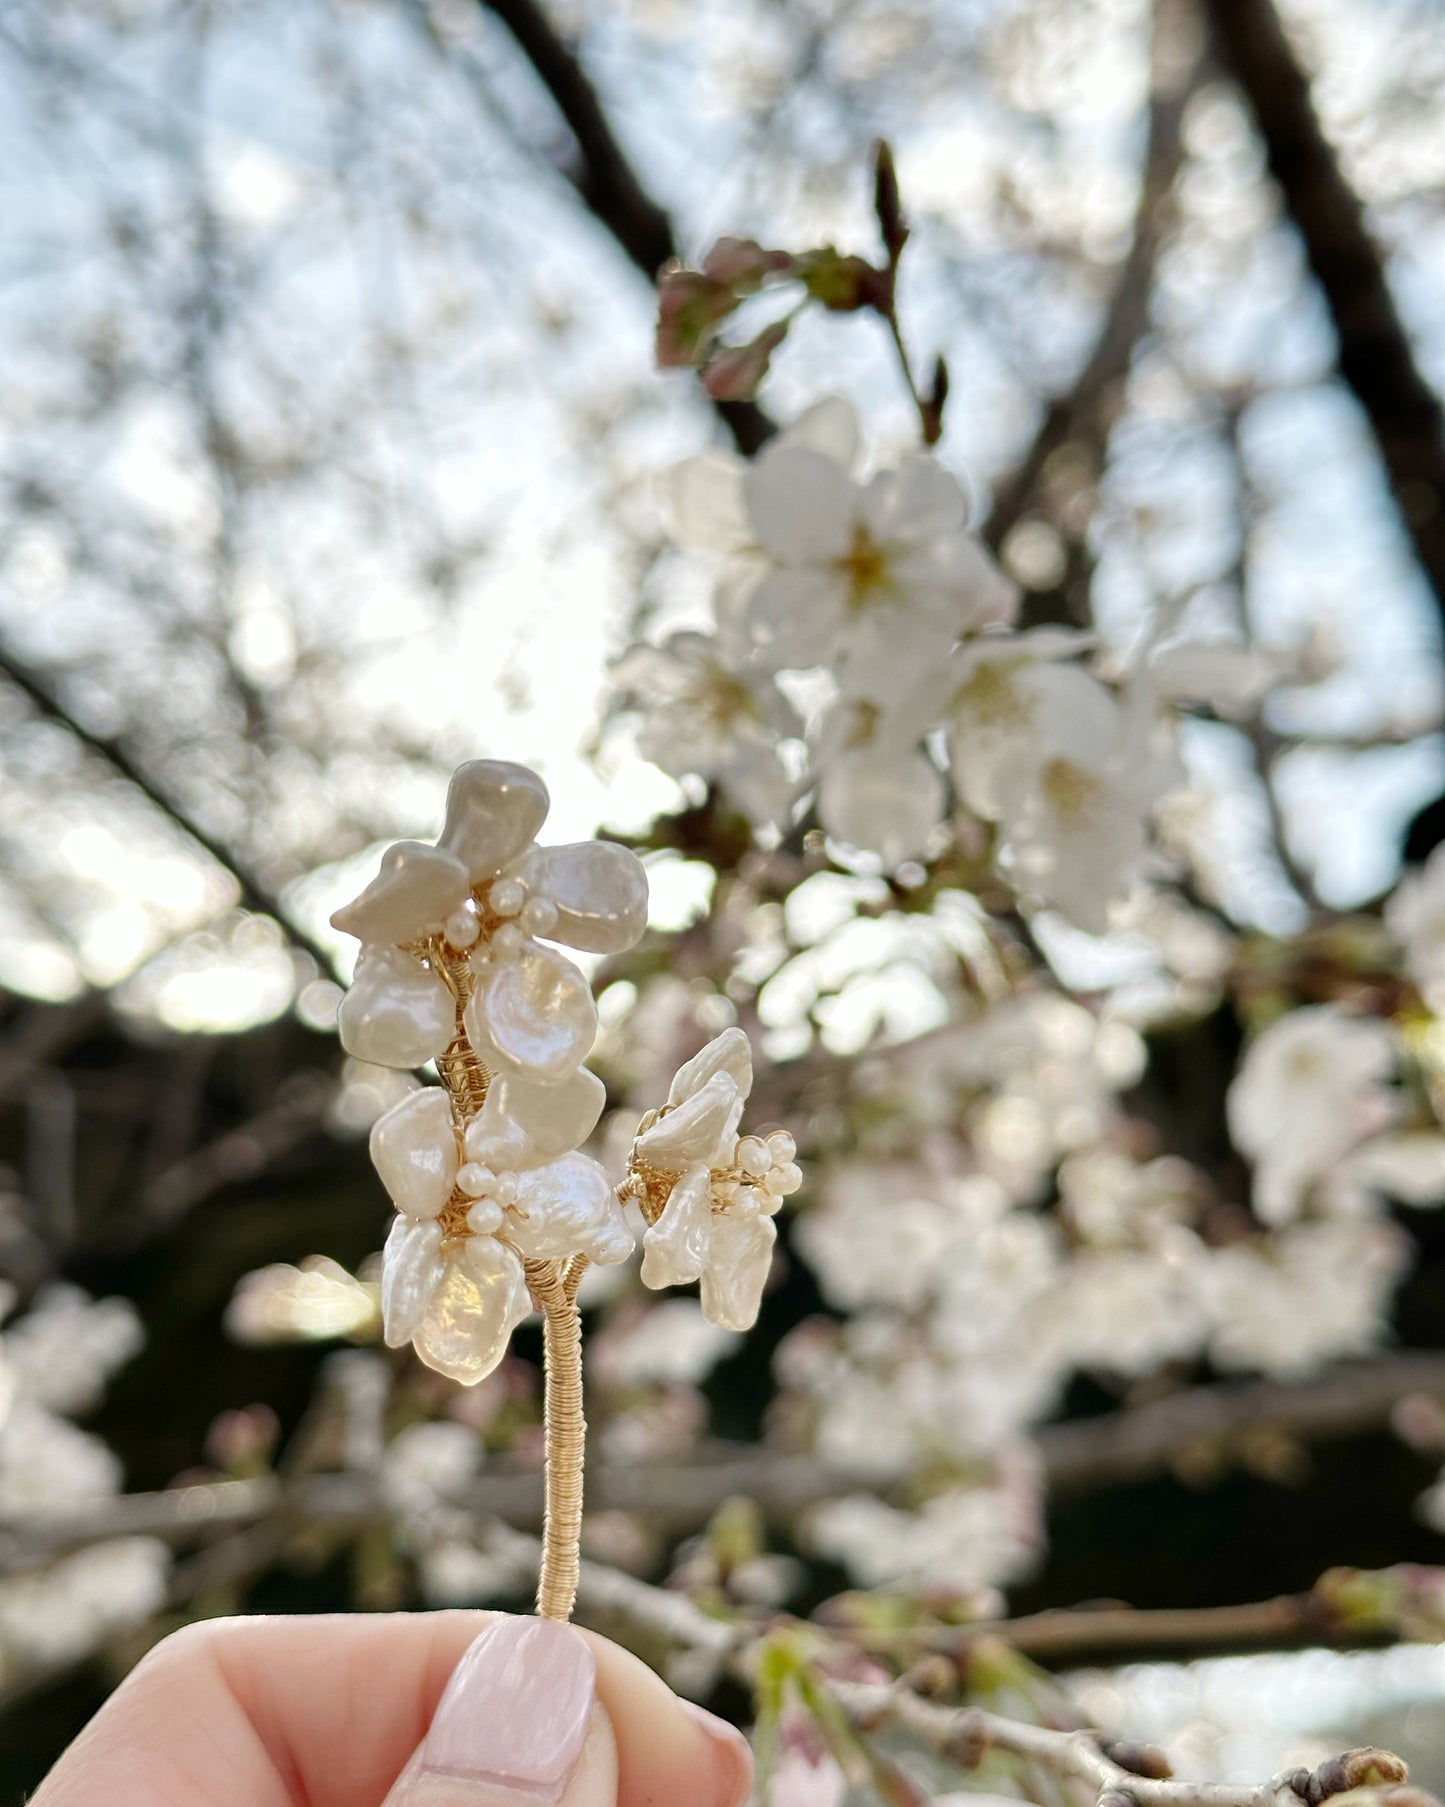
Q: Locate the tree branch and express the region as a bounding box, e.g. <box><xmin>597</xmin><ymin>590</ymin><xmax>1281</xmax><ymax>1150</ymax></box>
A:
<box><xmin>0</xmin><ymin>649</ymin><xmax>336</xmax><ymax>974</ymax></box>
<box><xmin>1203</xmin><ymin>0</ymin><xmax>1445</xmax><ymax>622</ymax></box>
<box><xmin>472</xmin><ymin>0</ymin><xmax>774</xmax><ymax>454</ymax></box>
<box><xmin>831</xmin><ymin>1688</ymin><xmax>1420</xmax><ymax>1807</ymax></box>
<box><xmin>983</xmin><ymin>0</ymin><xmax>1198</xmax><ymax>555</ymax></box>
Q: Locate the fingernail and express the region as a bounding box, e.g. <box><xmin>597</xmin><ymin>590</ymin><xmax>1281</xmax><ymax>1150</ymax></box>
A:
<box><xmin>421</xmin><ymin>1617</ymin><xmax>597</xmax><ymax>1799</ymax></box>
<box><xmin>679</xmin><ymin>1700</ymin><xmax>754</xmax><ymax>1807</ymax></box>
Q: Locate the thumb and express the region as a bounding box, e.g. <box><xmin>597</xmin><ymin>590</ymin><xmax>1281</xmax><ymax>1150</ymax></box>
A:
<box><xmin>381</xmin><ymin>1616</ymin><xmax>716</xmax><ymax>1807</ymax></box>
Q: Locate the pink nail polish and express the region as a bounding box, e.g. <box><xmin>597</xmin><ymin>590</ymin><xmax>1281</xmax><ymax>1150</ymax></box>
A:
<box><xmin>421</xmin><ymin>1617</ymin><xmax>597</xmax><ymax>1798</ymax></box>
<box><xmin>680</xmin><ymin>1700</ymin><xmax>755</xmax><ymax>1807</ymax></box>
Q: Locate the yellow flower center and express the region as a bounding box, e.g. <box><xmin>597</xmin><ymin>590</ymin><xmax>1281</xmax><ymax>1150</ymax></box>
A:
<box><xmin>837</xmin><ymin>527</ymin><xmax>892</xmax><ymax>609</ymax></box>
<box><xmin>1041</xmin><ymin>758</ymin><xmax>1099</xmax><ymax>823</ymax></box>
<box><xmin>953</xmin><ymin>660</ymin><xmax>1029</xmax><ymax>727</ymax></box>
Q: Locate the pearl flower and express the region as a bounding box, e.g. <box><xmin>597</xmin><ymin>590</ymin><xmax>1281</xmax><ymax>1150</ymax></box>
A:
<box><xmin>632</xmin><ymin>1028</ymin><xmax>797</xmax><ymax>1330</ymax></box>
<box><xmin>331</xmin><ymin>760</ymin><xmax>648</xmax><ymax>1081</ymax></box>
<box><xmin>670</xmin><ymin>398</ymin><xmax>1017</xmax><ymax>694</ymax></box>
<box><xmin>371</xmin><ymin>1069</ymin><xmax>633</xmax><ymax>1384</ymax></box>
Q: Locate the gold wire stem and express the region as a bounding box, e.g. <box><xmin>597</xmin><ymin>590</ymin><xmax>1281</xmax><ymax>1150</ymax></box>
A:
<box><xmin>425</xmin><ymin>939</ymin><xmax>587</xmax><ymax>1622</ymax></box>
<box><xmin>527</xmin><ymin>1258</ymin><xmax>586</xmax><ymax>1621</ymax></box>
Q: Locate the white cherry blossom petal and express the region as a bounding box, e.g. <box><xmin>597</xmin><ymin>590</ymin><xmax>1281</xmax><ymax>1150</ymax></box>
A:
<box><xmin>667</xmin><ymin>1027</ymin><xmax>754</xmax><ymax>1106</ymax></box>
<box><xmin>637</xmin><ymin>1070</ymin><xmax>740</xmax><ymax>1171</ymax></box>
<box><xmin>818</xmin><ymin>747</ymin><xmax>944</xmax><ymax>868</ymax></box>
<box><xmin>411</xmin><ymin>1236</ymin><xmax>531</xmax><ymax>1384</ymax></box>
<box><xmin>521</xmin><ymin>841</ymin><xmax>649</xmax><ymax>954</ymax></box>
<box><xmin>370</xmin><ymin>1088</ymin><xmax>458</xmax><ymax>1219</ymax></box>
<box><xmin>501</xmin><ymin>1152</ymin><xmax>634</xmax><ymax>1265</ymax></box>
<box><xmin>464</xmin><ymin>1067</ymin><xmax>607</xmax><ymax>1172</ymax></box>
<box><xmin>338</xmin><ymin>946</ymin><xmax>455</xmax><ymax>1069</ymax></box>
<box><xmin>640</xmin><ymin>1164</ymin><xmax>715</xmax><ymax>1289</ymax></box>
<box><xmin>743</xmin><ymin>445</ymin><xmax>856</xmax><ymax>565</ymax></box>
<box><xmin>745</xmin><ymin>567</ymin><xmax>849</xmax><ymax>667</ymax></box>
<box><xmin>699</xmin><ymin>1210</ymin><xmax>777</xmax><ymax>1331</ymax></box>
<box><xmin>668</xmin><ymin>452</ymin><xmax>752</xmax><ymax>553</ymax></box>
<box><xmin>465</xmin><ymin>940</ymin><xmax>597</xmax><ymax>1085</ymax></box>
<box><xmin>780</xmin><ymin>395</ymin><xmax>860</xmax><ymax>471</ymax></box>
<box><xmin>380</xmin><ymin>1215</ymin><xmax>446</xmax><ymax>1348</ymax></box>
<box><xmin>858</xmin><ymin>455</ymin><xmax>965</xmax><ymax>545</ymax></box>
<box><xmin>438</xmin><ymin>760</ymin><xmax>550</xmax><ymax>883</ymax></box>
<box><xmin>330</xmin><ymin>841</ymin><xmax>472</xmax><ymax>946</ymax></box>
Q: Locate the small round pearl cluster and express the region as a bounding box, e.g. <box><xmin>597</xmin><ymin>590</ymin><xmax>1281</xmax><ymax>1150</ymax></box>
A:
<box><xmin>442</xmin><ymin>875</ymin><xmax>562</xmax><ymax>961</ymax></box>
<box><xmin>718</xmin><ymin>1130</ymin><xmax>802</xmax><ymax>1217</ymax></box>
<box><xmin>453</xmin><ymin>1158</ymin><xmax>522</xmax><ymax>1236</ymax></box>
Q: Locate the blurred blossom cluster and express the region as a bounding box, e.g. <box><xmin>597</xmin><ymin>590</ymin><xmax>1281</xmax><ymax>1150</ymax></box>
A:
<box><xmin>0</xmin><ymin>1285</ymin><xmax>165</xmax><ymax>1683</ymax></box>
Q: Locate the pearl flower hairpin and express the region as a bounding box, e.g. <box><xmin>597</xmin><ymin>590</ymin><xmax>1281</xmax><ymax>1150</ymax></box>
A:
<box><xmin>330</xmin><ymin>758</ymin><xmax>801</xmax><ymax>1620</ymax></box>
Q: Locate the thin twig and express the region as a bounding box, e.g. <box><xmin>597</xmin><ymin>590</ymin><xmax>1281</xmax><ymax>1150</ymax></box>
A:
<box><xmin>0</xmin><ymin>649</ymin><xmax>336</xmax><ymax>973</ymax></box>
<box><xmin>465</xmin><ymin>0</ymin><xmax>774</xmax><ymax>453</ymax></box>
<box><xmin>983</xmin><ymin>0</ymin><xmax>1199</xmax><ymax>555</ymax></box>
<box><xmin>831</xmin><ymin>1689</ymin><xmax>1415</xmax><ymax>1807</ymax></box>
<box><xmin>1203</xmin><ymin>0</ymin><xmax>1445</xmax><ymax>624</ymax></box>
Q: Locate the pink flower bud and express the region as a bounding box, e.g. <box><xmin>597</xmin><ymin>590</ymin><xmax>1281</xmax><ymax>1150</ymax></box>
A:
<box><xmin>701</xmin><ymin>236</ymin><xmax>793</xmax><ymax>289</ymax></box>
<box><xmin>655</xmin><ymin>266</ymin><xmax>737</xmax><ymax>368</ymax></box>
<box><xmin>702</xmin><ymin>321</ymin><xmax>789</xmax><ymax>401</ymax></box>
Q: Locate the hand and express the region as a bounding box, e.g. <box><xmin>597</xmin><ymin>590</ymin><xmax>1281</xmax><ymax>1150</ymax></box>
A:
<box><xmin>32</xmin><ymin>1611</ymin><xmax>754</xmax><ymax>1807</ymax></box>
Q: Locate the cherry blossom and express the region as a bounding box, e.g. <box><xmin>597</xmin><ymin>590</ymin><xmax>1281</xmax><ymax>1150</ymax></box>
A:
<box><xmin>633</xmin><ymin>1028</ymin><xmax>799</xmax><ymax>1330</ymax></box>
<box><xmin>809</xmin><ymin>695</ymin><xmax>946</xmax><ymax>866</ymax></box>
<box><xmin>669</xmin><ymin>397</ymin><xmax>1016</xmax><ymax>686</ymax></box>
<box><xmin>371</xmin><ymin>1071</ymin><xmax>632</xmax><ymax>1383</ymax></box>
<box><xmin>612</xmin><ymin>629</ymin><xmax>801</xmax><ymax>826</ymax></box>
<box><xmin>1227</xmin><ymin>1006</ymin><xmax>1399</xmax><ymax>1225</ymax></box>
<box><xmin>989</xmin><ymin>665</ymin><xmax>1176</xmax><ymax>932</ymax></box>
<box><xmin>332</xmin><ymin>760</ymin><xmax>648</xmax><ymax>1081</ymax></box>
<box><xmin>1386</xmin><ymin>843</ymin><xmax>1445</xmax><ymax>1007</ymax></box>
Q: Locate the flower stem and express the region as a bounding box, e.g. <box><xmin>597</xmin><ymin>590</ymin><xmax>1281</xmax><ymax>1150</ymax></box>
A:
<box><xmin>529</xmin><ymin>1258</ymin><xmax>587</xmax><ymax>1621</ymax></box>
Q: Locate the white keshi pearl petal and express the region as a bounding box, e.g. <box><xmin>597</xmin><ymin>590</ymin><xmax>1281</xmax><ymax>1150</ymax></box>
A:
<box><xmin>438</xmin><ymin>761</ymin><xmax>549</xmax><ymax>884</ymax></box>
<box><xmin>636</xmin><ymin>1071</ymin><xmax>740</xmax><ymax>1172</ymax></box>
<box><xmin>737</xmin><ymin>1136</ymin><xmax>771</xmax><ymax>1178</ymax></box>
<box><xmin>411</xmin><ymin>1236</ymin><xmax>531</xmax><ymax>1385</ymax></box>
<box><xmin>699</xmin><ymin>1211</ymin><xmax>776</xmax><ymax>1332</ymax></box>
<box><xmin>767</xmin><ymin>1131</ymin><xmax>796</xmax><ymax>1164</ymax></box>
<box><xmin>467</xmin><ymin>940</ymin><xmax>598</xmax><ymax>1086</ymax></box>
<box><xmin>500</xmin><ymin>1152</ymin><xmax>633</xmax><ymax>1265</ymax></box>
<box><xmin>380</xmin><ymin>1215</ymin><xmax>446</xmax><ymax>1348</ymax></box>
<box><xmin>493</xmin><ymin>1172</ymin><xmax>518</xmax><ymax>1206</ymax></box>
<box><xmin>444</xmin><ymin>906</ymin><xmax>481</xmax><ymax>950</ymax></box>
<box><xmin>489</xmin><ymin>877</ymin><xmax>526</xmax><ymax>918</ymax></box>
<box><xmin>773</xmin><ymin>1161</ymin><xmax>803</xmax><ymax>1196</ymax></box>
<box><xmin>640</xmin><ymin>1164</ymin><xmax>714</xmax><ymax>1289</ymax></box>
<box><xmin>466</xmin><ymin>1199</ymin><xmax>505</xmax><ymax>1236</ymax></box>
<box><xmin>338</xmin><ymin>946</ymin><xmax>455</xmax><ymax>1069</ymax></box>
<box><xmin>467</xmin><ymin>1067</ymin><xmax>606</xmax><ymax>1174</ymax></box>
<box><xmin>456</xmin><ymin>1162</ymin><xmax>494</xmax><ymax>1199</ymax></box>
<box><xmin>520</xmin><ymin>895</ymin><xmax>559</xmax><ymax>937</ymax></box>
<box><xmin>667</xmin><ymin>1027</ymin><xmax>754</xmax><ymax>1108</ymax></box>
<box><xmin>519</xmin><ymin>841</ymin><xmax>650</xmax><ymax>954</ymax></box>
<box><xmin>331</xmin><ymin>841</ymin><xmax>472</xmax><ymax>946</ymax></box>
<box><xmin>370</xmin><ymin>1088</ymin><xmax>459</xmax><ymax>1219</ymax></box>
